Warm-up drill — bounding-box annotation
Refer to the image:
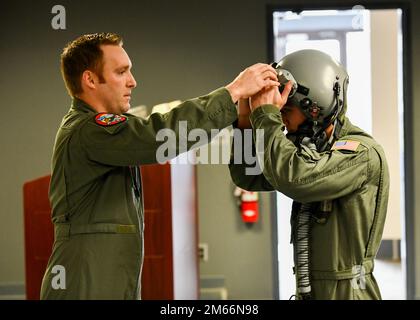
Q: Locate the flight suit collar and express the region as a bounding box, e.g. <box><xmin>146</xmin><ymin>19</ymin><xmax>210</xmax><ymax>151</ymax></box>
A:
<box><xmin>71</xmin><ymin>97</ymin><xmax>96</xmax><ymax>114</ymax></box>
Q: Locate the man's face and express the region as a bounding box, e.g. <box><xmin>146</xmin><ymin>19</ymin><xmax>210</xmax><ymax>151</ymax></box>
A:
<box><xmin>95</xmin><ymin>45</ymin><xmax>137</xmax><ymax>114</ymax></box>
<box><xmin>280</xmin><ymin>103</ymin><xmax>307</xmax><ymax>133</ymax></box>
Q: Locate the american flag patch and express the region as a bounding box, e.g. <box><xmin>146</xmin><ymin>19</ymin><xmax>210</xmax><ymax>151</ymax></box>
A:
<box><xmin>331</xmin><ymin>140</ymin><xmax>360</xmax><ymax>151</ymax></box>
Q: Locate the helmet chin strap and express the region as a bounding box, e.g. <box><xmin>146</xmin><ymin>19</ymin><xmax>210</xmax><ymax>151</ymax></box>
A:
<box><xmin>286</xmin><ymin>120</ymin><xmax>313</xmax><ymax>148</ymax></box>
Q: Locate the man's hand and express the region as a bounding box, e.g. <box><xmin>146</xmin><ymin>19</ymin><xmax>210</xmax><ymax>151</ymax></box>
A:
<box><xmin>250</xmin><ymin>81</ymin><xmax>293</xmax><ymax>111</ymax></box>
<box><xmin>225</xmin><ymin>63</ymin><xmax>280</xmax><ymax>103</ymax></box>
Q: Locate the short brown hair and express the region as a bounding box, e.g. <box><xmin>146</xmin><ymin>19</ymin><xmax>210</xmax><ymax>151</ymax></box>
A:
<box><xmin>61</xmin><ymin>33</ymin><xmax>123</xmax><ymax>97</ymax></box>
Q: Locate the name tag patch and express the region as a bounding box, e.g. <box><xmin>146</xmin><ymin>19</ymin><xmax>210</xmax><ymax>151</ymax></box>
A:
<box><xmin>331</xmin><ymin>140</ymin><xmax>360</xmax><ymax>151</ymax></box>
<box><xmin>95</xmin><ymin>113</ymin><xmax>127</xmax><ymax>126</ymax></box>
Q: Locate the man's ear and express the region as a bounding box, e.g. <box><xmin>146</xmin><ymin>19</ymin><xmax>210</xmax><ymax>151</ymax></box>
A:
<box><xmin>81</xmin><ymin>70</ymin><xmax>96</xmax><ymax>90</ymax></box>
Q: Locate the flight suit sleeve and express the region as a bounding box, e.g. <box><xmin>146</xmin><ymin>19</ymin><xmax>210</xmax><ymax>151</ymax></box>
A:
<box><xmin>228</xmin><ymin>121</ymin><xmax>275</xmax><ymax>192</ymax></box>
<box><xmin>78</xmin><ymin>87</ymin><xmax>238</xmax><ymax>166</ymax></box>
<box><xmin>249</xmin><ymin>105</ymin><xmax>371</xmax><ymax>203</ymax></box>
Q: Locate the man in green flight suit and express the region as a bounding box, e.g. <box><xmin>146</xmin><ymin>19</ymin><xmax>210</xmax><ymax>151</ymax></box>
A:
<box><xmin>229</xmin><ymin>49</ymin><xmax>390</xmax><ymax>300</ymax></box>
<box><xmin>40</xmin><ymin>32</ymin><xmax>281</xmax><ymax>299</ymax></box>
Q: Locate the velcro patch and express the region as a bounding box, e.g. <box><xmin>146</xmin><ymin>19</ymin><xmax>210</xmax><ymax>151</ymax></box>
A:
<box><xmin>95</xmin><ymin>113</ymin><xmax>127</xmax><ymax>126</ymax></box>
<box><xmin>331</xmin><ymin>140</ymin><xmax>360</xmax><ymax>151</ymax></box>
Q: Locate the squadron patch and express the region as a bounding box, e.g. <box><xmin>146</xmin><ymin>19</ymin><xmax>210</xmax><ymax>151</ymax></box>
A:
<box><xmin>331</xmin><ymin>140</ymin><xmax>360</xmax><ymax>151</ymax></box>
<box><xmin>95</xmin><ymin>113</ymin><xmax>127</xmax><ymax>126</ymax></box>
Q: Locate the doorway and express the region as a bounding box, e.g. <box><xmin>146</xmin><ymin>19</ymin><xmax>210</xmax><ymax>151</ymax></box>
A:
<box><xmin>270</xmin><ymin>6</ymin><xmax>409</xmax><ymax>300</ymax></box>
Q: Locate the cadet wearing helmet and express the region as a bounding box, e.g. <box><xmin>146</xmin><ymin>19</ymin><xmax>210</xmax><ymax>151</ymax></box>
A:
<box><xmin>229</xmin><ymin>49</ymin><xmax>390</xmax><ymax>300</ymax></box>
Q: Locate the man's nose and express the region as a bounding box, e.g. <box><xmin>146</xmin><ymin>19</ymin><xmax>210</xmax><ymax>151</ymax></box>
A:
<box><xmin>127</xmin><ymin>71</ymin><xmax>137</xmax><ymax>88</ymax></box>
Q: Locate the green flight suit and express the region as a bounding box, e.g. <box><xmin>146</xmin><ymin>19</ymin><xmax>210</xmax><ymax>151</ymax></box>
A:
<box><xmin>40</xmin><ymin>88</ymin><xmax>237</xmax><ymax>300</ymax></box>
<box><xmin>229</xmin><ymin>105</ymin><xmax>390</xmax><ymax>300</ymax></box>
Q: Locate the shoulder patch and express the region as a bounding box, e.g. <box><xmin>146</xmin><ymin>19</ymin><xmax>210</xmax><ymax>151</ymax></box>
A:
<box><xmin>95</xmin><ymin>113</ymin><xmax>127</xmax><ymax>126</ymax></box>
<box><xmin>331</xmin><ymin>140</ymin><xmax>360</xmax><ymax>151</ymax></box>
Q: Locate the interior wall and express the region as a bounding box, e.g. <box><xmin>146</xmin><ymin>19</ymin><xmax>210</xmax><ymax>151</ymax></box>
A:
<box><xmin>0</xmin><ymin>0</ymin><xmax>419</xmax><ymax>299</ymax></box>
